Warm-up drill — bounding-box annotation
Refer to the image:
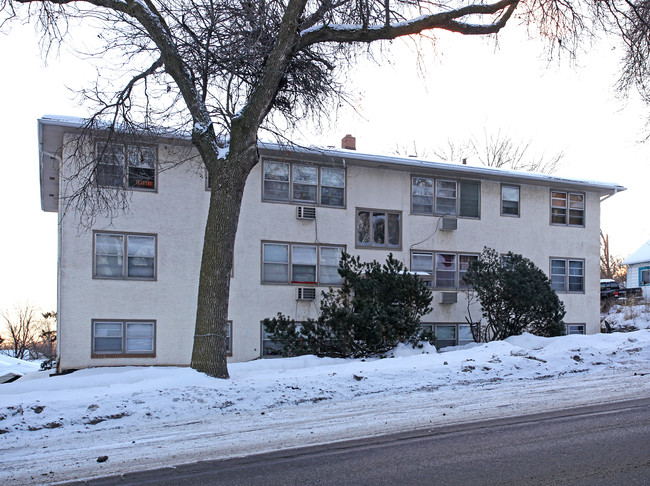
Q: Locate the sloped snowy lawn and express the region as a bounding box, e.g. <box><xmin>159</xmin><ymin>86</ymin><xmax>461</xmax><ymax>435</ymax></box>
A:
<box><xmin>1</xmin><ymin>331</ymin><xmax>649</xmax><ymax>484</ymax></box>
<box><xmin>603</xmin><ymin>301</ymin><xmax>650</xmax><ymax>331</ymax></box>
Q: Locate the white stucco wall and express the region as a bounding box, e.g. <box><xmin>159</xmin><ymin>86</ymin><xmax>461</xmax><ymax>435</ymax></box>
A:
<box><xmin>56</xmin><ymin>136</ymin><xmax>604</xmax><ymax>370</ymax></box>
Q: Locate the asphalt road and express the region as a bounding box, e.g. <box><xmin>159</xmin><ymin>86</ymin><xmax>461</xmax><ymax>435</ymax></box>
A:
<box><xmin>71</xmin><ymin>397</ymin><xmax>650</xmax><ymax>486</ymax></box>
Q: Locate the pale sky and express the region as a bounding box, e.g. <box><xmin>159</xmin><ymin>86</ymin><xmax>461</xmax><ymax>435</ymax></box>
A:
<box><xmin>0</xmin><ymin>19</ymin><xmax>648</xmax><ymax>312</ymax></box>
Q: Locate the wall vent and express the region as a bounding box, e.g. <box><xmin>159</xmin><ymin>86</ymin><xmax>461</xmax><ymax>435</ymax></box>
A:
<box><xmin>297</xmin><ymin>206</ymin><xmax>316</xmax><ymax>220</ymax></box>
<box><xmin>296</xmin><ymin>287</ymin><xmax>317</xmax><ymax>300</ymax></box>
<box><xmin>440</xmin><ymin>292</ymin><xmax>458</xmax><ymax>304</ymax></box>
<box><xmin>440</xmin><ymin>217</ymin><xmax>458</xmax><ymax>231</ymax></box>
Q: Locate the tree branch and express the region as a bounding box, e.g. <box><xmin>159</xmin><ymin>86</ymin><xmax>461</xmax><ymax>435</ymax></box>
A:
<box><xmin>299</xmin><ymin>0</ymin><xmax>520</xmax><ymax>48</ymax></box>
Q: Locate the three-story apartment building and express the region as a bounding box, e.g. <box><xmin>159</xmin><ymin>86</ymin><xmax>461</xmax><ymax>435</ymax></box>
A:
<box><xmin>38</xmin><ymin>116</ymin><xmax>625</xmax><ymax>372</ymax></box>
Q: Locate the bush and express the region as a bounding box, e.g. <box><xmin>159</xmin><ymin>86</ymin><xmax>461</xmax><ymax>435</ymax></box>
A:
<box><xmin>263</xmin><ymin>252</ymin><xmax>433</xmax><ymax>358</ymax></box>
<box><xmin>462</xmin><ymin>248</ymin><xmax>566</xmax><ymax>342</ymax></box>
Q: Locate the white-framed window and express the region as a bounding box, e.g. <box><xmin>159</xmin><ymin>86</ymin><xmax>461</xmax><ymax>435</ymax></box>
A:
<box><xmin>411</xmin><ymin>176</ymin><xmax>480</xmax><ymax>218</ymax></box>
<box><xmin>550</xmin><ymin>258</ymin><xmax>584</xmax><ymax>293</ymax></box>
<box><xmin>551</xmin><ymin>191</ymin><xmax>584</xmax><ymax>226</ymax></box>
<box><xmin>94</xmin><ymin>232</ymin><xmax>156</xmax><ymax>280</ymax></box>
<box><xmin>356</xmin><ymin>209</ymin><xmax>401</xmax><ymax>249</ymax></box>
<box><xmin>412</xmin><ymin>251</ymin><xmax>478</xmax><ymax>289</ymax></box>
<box><xmin>262</xmin><ymin>160</ymin><xmax>345</xmax><ymax>207</ymax></box>
<box><xmin>96</xmin><ymin>141</ymin><xmax>156</xmax><ymax>190</ymax></box>
<box><xmin>640</xmin><ymin>267</ymin><xmax>650</xmax><ymax>286</ymax></box>
<box><xmin>92</xmin><ymin>320</ymin><xmax>155</xmax><ymax>356</ymax></box>
<box><xmin>501</xmin><ymin>185</ymin><xmax>520</xmax><ymax>217</ymax></box>
<box><xmin>566</xmin><ymin>324</ymin><xmax>586</xmax><ymax>335</ymax></box>
<box><xmin>262</xmin><ymin>243</ymin><xmax>344</xmax><ymax>285</ymax></box>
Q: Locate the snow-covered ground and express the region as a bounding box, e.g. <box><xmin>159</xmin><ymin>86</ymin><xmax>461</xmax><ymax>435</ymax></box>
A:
<box><xmin>602</xmin><ymin>301</ymin><xmax>650</xmax><ymax>331</ymax></box>
<box><xmin>1</xmin><ymin>330</ymin><xmax>649</xmax><ymax>484</ymax></box>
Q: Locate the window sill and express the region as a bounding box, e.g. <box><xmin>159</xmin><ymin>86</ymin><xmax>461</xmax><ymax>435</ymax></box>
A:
<box><xmin>92</xmin><ymin>353</ymin><xmax>156</xmax><ymax>359</ymax></box>
<box><xmin>262</xmin><ymin>199</ymin><xmax>345</xmax><ymax>209</ymax></box>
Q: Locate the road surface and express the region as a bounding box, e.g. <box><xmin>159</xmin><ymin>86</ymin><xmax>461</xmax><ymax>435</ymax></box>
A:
<box><xmin>70</xmin><ymin>398</ymin><xmax>650</xmax><ymax>486</ymax></box>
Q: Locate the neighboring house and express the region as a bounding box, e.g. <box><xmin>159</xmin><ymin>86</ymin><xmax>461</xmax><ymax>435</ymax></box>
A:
<box><xmin>622</xmin><ymin>240</ymin><xmax>650</xmax><ymax>299</ymax></box>
<box><xmin>38</xmin><ymin>116</ymin><xmax>625</xmax><ymax>372</ymax></box>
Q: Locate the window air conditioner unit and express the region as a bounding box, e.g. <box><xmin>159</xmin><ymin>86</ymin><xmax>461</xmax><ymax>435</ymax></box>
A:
<box><xmin>440</xmin><ymin>292</ymin><xmax>458</xmax><ymax>304</ymax></box>
<box><xmin>297</xmin><ymin>206</ymin><xmax>316</xmax><ymax>220</ymax></box>
<box><xmin>296</xmin><ymin>287</ymin><xmax>317</xmax><ymax>301</ymax></box>
<box><xmin>440</xmin><ymin>217</ymin><xmax>457</xmax><ymax>231</ymax></box>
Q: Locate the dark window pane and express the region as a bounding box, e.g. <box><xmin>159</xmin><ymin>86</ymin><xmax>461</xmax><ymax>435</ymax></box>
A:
<box><xmin>551</xmin><ymin>208</ymin><xmax>567</xmax><ymax>225</ymax></box>
<box><xmin>293</xmin><ymin>183</ymin><xmax>318</xmax><ymax>203</ymax></box>
<box><xmin>373</xmin><ymin>212</ymin><xmax>386</xmax><ymax>245</ymax></box>
<box><xmin>387</xmin><ymin>213</ymin><xmax>400</xmax><ymax>247</ymax></box>
<box><xmin>357</xmin><ymin>211</ymin><xmax>370</xmax><ymax>245</ymax></box>
<box><xmin>263</xmin><ymin>181</ymin><xmax>290</xmax><ymax>201</ymax></box>
<box><xmin>459</xmin><ymin>182</ymin><xmax>480</xmax><ymax>218</ymax></box>
<box><xmin>321</xmin><ymin>186</ymin><xmax>344</xmax><ymax>206</ymax></box>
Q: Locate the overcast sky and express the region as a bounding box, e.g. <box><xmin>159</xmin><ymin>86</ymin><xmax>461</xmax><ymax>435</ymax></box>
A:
<box><xmin>0</xmin><ymin>19</ymin><xmax>648</xmax><ymax>312</ymax></box>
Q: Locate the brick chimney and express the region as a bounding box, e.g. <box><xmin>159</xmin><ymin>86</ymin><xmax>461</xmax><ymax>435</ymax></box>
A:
<box><xmin>341</xmin><ymin>134</ymin><xmax>356</xmax><ymax>150</ymax></box>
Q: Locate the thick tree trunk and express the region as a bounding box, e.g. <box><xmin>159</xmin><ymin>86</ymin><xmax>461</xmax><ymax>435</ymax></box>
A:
<box><xmin>190</xmin><ymin>148</ymin><xmax>252</xmax><ymax>379</ymax></box>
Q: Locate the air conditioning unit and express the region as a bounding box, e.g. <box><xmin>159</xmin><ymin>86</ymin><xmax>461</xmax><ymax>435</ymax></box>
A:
<box><xmin>296</xmin><ymin>287</ymin><xmax>317</xmax><ymax>301</ymax></box>
<box><xmin>440</xmin><ymin>292</ymin><xmax>458</xmax><ymax>304</ymax></box>
<box><xmin>297</xmin><ymin>206</ymin><xmax>316</xmax><ymax>220</ymax></box>
<box><xmin>440</xmin><ymin>217</ymin><xmax>457</xmax><ymax>231</ymax></box>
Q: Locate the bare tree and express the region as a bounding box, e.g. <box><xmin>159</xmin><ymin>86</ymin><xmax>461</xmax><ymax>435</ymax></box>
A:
<box><xmin>433</xmin><ymin>129</ymin><xmax>564</xmax><ymax>173</ymax></box>
<box><xmin>2</xmin><ymin>0</ymin><xmax>607</xmax><ymax>378</ymax></box>
<box><xmin>34</xmin><ymin>311</ymin><xmax>57</xmax><ymax>363</ymax></box>
<box><xmin>1</xmin><ymin>303</ymin><xmax>39</xmax><ymax>360</ymax></box>
<box><xmin>600</xmin><ymin>231</ymin><xmax>626</xmax><ymax>282</ymax></box>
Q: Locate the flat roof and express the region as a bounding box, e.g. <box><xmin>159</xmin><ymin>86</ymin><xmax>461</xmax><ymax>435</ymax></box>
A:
<box><xmin>39</xmin><ymin>115</ymin><xmax>626</xmax><ymax>212</ymax></box>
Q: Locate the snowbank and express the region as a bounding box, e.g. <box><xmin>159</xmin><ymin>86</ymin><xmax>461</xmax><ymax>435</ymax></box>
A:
<box><xmin>1</xmin><ymin>331</ymin><xmax>649</xmax><ymax>484</ymax></box>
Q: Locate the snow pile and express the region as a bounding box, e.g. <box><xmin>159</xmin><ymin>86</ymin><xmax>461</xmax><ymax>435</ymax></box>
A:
<box><xmin>1</xmin><ymin>330</ymin><xmax>649</xmax><ymax>484</ymax></box>
<box><xmin>0</xmin><ymin>354</ymin><xmax>40</xmax><ymax>378</ymax></box>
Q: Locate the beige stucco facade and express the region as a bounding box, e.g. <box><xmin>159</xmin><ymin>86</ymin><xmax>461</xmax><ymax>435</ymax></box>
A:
<box><xmin>39</xmin><ymin>117</ymin><xmax>624</xmax><ymax>371</ymax></box>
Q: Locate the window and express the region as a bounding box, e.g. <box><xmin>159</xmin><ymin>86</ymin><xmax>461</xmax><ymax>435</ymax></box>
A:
<box><xmin>411</xmin><ymin>252</ymin><xmax>478</xmax><ymax>289</ymax></box>
<box><xmin>458</xmin><ymin>324</ymin><xmax>474</xmax><ymax>345</ymax></box>
<box><xmin>566</xmin><ymin>324</ymin><xmax>585</xmax><ymax>335</ymax></box>
<box><xmin>94</xmin><ymin>232</ymin><xmax>156</xmax><ymax>280</ymax></box>
<box><xmin>436</xmin><ymin>253</ymin><xmax>457</xmax><ymax>289</ymax></box>
<box><xmin>459</xmin><ymin>181</ymin><xmax>480</xmax><ymax>218</ymax></box>
<box><xmin>262</xmin><ymin>243</ymin><xmax>344</xmax><ymax>285</ymax></box>
<box><xmin>92</xmin><ymin>320</ymin><xmax>155</xmax><ymax>356</ymax></box>
<box><xmin>436</xmin><ymin>180</ymin><xmax>457</xmax><ymax>216</ymax></box>
<box><xmin>411</xmin><ymin>252</ymin><xmax>434</xmax><ymax>287</ymax></box>
<box><xmin>501</xmin><ymin>185</ymin><xmax>520</xmax><ymax>216</ymax></box>
<box><xmin>262</xmin><ymin>160</ymin><xmax>345</xmax><ymax>207</ymax></box>
<box><xmin>551</xmin><ymin>191</ymin><xmax>584</xmax><ymax>226</ymax></box>
<box><xmin>320</xmin><ymin>247</ymin><xmax>344</xmax><ymax>285</ymax></box>
<box><xmin>412</xmin><ymin>177</ymin><xmax>480</xmax><ymax>218</ymax></box>
<box><xmin>293</xmin><ymin>165</ymin><xmax>318</xmax><ymax>203</ymax></box>
<box><xmin>458</xmin><ymin>254</ymin><xmax>478</xmax><ymax>289</ymax></box>
<box><xmin>550</xmin><ymin>258</ymin><xmax>584</xmax><ymax>293</ymax></box>
<box><xmin>436</xmin><ymin>324</ymin><xmax>457</xmax><ymax>348</ymax></box>
<box><xmin>640</xmin><ymin>267</ymin><xmax>650</xmax><ymax>286</ymax></box>
<box><xmin>226</xmin><ymin>321</ymin><xmax>232</xmax><ymax>355</ymax></box>
<box><xmin>261</xmin><ymin>322</ymin><xmax>302</xmax><ymax>357</ymax></box>
<box><xmin>421</xmin><ymin>323</ymin><xmax>475</xmax><ymax>349</ymax></box>
<box><xmin>292</xmin><ymin>245</ymin><xmax>317</xmax><ymax>283</ymax></box>
<box><xmin>96</xmin><ymin>141</ymin><xmax>156</xmax><ymax>190</ymax></box>
<box><xmin>356</xmin><ymin>209</ymin><xmax>401</xmax><ymax>248</ymax></box>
